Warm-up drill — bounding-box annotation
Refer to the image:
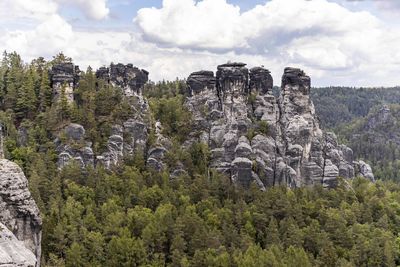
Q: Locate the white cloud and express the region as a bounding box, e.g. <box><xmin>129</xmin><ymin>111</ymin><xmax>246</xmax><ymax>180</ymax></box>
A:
<box><xmin>136</xmin><ymin>0</ymin><xmax>246</xmax><ymax>50</ymax></box>
<box><xmin>0</xmin><ymin>15</ymin><xmax>74</xmax><ymax>59</ymax></box>
<box><xmin>0</xmin><ymin>0</ymin><xmax>109</xmax><ymax>22</ymax></box>
<box><xmin>1</xmin><ymin>0</ymin><xmax>400</xmax><ymax>87</ymax></box>
<box><xmin>56</xmin><ymin>0</ymin><xmax>110</xmax><ymax>20</ymax></box>
<box><xmin>134</xmin><ymin>0</ymin><xmax>400</xmax><ymax>86</ymax></box>
<box><xmin>0</xmin><ymin>0</ymin><xmax>58</xmax><ymax>21</ymax></box>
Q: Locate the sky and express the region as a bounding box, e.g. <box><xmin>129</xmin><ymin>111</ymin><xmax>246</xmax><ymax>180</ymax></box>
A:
<box><xmin>1</xmin><ymin>0</ymin><xmax>400</xmax><ymax>87</ymax></box>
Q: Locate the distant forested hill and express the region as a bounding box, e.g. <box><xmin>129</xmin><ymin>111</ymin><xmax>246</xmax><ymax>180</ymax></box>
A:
<box><xmin>311</xmin><ymin>86</ymin><xmax>400</xmax><ymax>129</ymax></box>
<box><xmin>311</xmin><ymin>87</ymin><xmax>400</xmax><ymax>181</ymax></box>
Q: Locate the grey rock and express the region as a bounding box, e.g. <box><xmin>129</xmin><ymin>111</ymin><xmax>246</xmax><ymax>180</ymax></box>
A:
<box><xmin>147</xmin><ymin>157</ymin><xmax>164</xmax><ymax>172</ymax></box>
<box><xmin>64</xmin><ymin>123</ymin><xmax>85</xmax><ymax>141</ymax></box>
<box><xmin>0</xmin><ymin>222</ymin><xmax>37</xmax><ymax>267</ymax></box>
<box><xmin>365</xmin><ymin>105</ymin><xmax>391</xmax><ymax>130</ymax></box>
<box><xmin>56</xmin><ymin>124</ymin><xmax>94</xmax><ymax>169</ymax></box>
<box><xmin>187</xmin><ymin>71</ymin><xmax>216</xmax><ymax>95</ymax></box>
<box><xmin>235</xmin><ymin>142</ymin><xmax>252</xmax><ymax>158</ymax></box>
<box><xmin>0</xmin><ymin>159</ymin><xmax>42</xmax><ymax>266</ymax></box>
<box><xmin>281</xmin><ymin>67</ymin><xmax>310</xmax><ymax>95</ymax></box>
<box><xmin>148</xmin><ymin>146</ymin><xmax>167</xmax><ymax>161</ymax></box>
<box><xmin>249</xmin><ymin>67</ymin><xmax>273</xmax><ymax>95</ymax></box>
<box><xmin>323</xmin><ymin>159</ymin><xmax>339</xmax><ymax>188</ymax></box>
<box><xmin>355</xmin><ymin>160</ymin><xmax>375</xmax><ymax>182</ymax></box>
<box><xmin>216</xmin><ymin>62</ymin><xmax>249</xmax><ymax>101</ymax></box>
<box><xmin>50</xmin><ymin>62</ymin><xmax>80</xmax><ymax>103</ymax></box>
<box><xmin>183</xmin><ymin>64</ymin><xmax>373</xmax><ymax>189</ymax></box>
<box><xmin>95</xmin><ymin>63</ymin><xmax>149</xmax><ymax>96</ymax></box>
<box><xmin>231</xmin><ymin>157</ymin><xmax>253</xmax><ymax>188</ymax></box>
<box><xmin>17</xmin><ymin>127</ymin><xmax>28</xmax><ymax>147</ymax></box>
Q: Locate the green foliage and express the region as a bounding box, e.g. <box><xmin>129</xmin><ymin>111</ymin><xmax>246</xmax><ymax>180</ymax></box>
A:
<box><xmin>149</xmin><ymin>95</ymin><xmax>192</xmax><ymax>142</ymax></box>
<box><xmin>2</xmin><ymin>52</ymin><xmax>400</xmax><ymax>267</ymax></box>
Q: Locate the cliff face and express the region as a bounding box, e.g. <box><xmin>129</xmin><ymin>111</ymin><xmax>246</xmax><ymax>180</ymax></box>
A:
<box><xmin>0</xmin><ymin>222</ymin><xmax>37</xmax><ymax>267</ymax></box>
<box><xmin>96</xmin><ymin>63</ymin><xmax>149</xmax><ymax>96</ymax></box>
<box><xmin>51</xmin><ymin>61</ymin><xmax>373</xmax><ymax>188</ymax></box>
<box><xmin>0</xmin><ymin>135</ymin><xmax>42</xmax><ymax>267</ymax></box>
<box><xmin>50</xmin><ymin>62</ymin><xmax>80</xmax><ymax>103</ymax></box>
<box><xmin>185</xmin><ymin>64</ymin><xmax>373</xmax><ymax>188</ymax></box>
<box><xmin>56</xmin><ymin>63</ymin><xmax>150</xmax><ymax>170</ymax></box>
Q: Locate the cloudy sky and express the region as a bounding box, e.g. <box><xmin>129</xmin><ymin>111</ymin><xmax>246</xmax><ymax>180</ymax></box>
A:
<box><xmin>1</xmin><ymin>0</ymin><xmax>400</xmax><ymax>86</ymax></box>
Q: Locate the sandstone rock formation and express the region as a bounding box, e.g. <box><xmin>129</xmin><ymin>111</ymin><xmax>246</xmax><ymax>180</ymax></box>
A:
<box><xmin>56</xmin><ymin>63</ymin><xmax>151</xmax><ymax>169</ymax></box>
<box><xmin>95</xmin><ymin>63</ymin><xmax>150</xmax><ymax>168</ymax></box>
<box><xmin>53</xmin><ymin>61</ymin><xmax>374</xmax><ymax>189</ymax></box>
<box><xmin>97</xmin><ymin>118</ymin><xmax>150</xmax><ymax>169</ymax></box>
<box><xmin>0</xmin><ymin>222</ymin><xmax>37</xmax><ymax>267</ymax></box>
<box><xmin>185</xmin><ymin>63</ymin><xmax>374</xmax><ymax>188</ymax></box>
<box><xmin>55</xmin><ymin>123</ymin><xmax>94</xmax><ymax>169</ymax></box>
<box><xmin>0</xmin><ymin>152</ymin><xmax>42</xmax><ymax>266</ymax></box>
<box><xmin>96</xmin><ymin>63</ymin><xmax>149</xmax><ymax>96</ymax></box>
<box><xmin>50</xmin><ymin>62</ymin><xmax>80</xmax><ymax>103</ymax></box>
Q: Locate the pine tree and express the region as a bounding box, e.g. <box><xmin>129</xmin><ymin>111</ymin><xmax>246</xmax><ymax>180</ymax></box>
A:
<box><xmin>58</xmin><ymin>83</ymin><xmax>71</xmax><ymax>121</ymax></box>
<box><xmin>15</xmin><ymin>69</ymin><xmax>37</xmax><ymax>119</ymax></box>
<box><xmin>39</xmin><ymin>69</ymin><xmax>53</xmax><ymax>110</ymax></box>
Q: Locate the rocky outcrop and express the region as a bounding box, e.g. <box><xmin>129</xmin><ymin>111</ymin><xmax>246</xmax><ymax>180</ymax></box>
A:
<box><xmin>96</xmin><ymin>63</ymin><xmax>149</xmax><ymax>96</ymax></box>
<box><xmin>365</xmin><ymin>105</ymin><xmax>391</xmax><ymax>130</ymax></box>
<box><xmin>55</xmin><ymin>123</ymin><xmax>94</xmax><ymax>169</ymax></box>
<box><xmin>0</xmin><ymin>159</ymin><xmax>42</xmax><ymax>266</ymax></box>
<box><xmin>54</xmin><ymin>62</ymin><xmax>151</xmax><ymax>170</ymax></box>
<box><xmin>187</xmin><ymin>71</ymin><xmax>216</xmax><ymax>96</ymax></box>
<box><xmin>97</xmin><ymin>119</ymin><xmax>150</xmax><ymax>168</ymax></box>
<box><xmin>249</xmin><ymin>67</ymin><xmax>273</xmax><ymax>95</ymax></box>
<box><xmin>50</xmin><ymin>62</ymin><xmax>80</xmax><ymax>103</ymax></box>
<box><xmin>0</xmin><ymin>222</ymin><xmax>37</xmax><ymax>267</ymax></box>
<box><xmin>52</xmin><ymin>61</ymin><xmax>374</xmax><ymax>188</ymax></box>
<box><xmin>184</xmin><ymin>63</ymin><xmax>373</xmax><ymax>189</ymax></box>
<box><xmin>146</xmin><ymin>121</ymin><xmax>172</xmax><ymax>172</ymax></box>
<box><xmin>354</xmin><ymin>160</ymin><xmax>375</xmax><ymax>182</ymax></box>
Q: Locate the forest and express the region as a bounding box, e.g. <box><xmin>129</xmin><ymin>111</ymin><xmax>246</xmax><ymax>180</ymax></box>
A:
<box><xmin>1</xmin><ymin>51</ymin><xmax>400</xmax><ymax>266</ymax></box>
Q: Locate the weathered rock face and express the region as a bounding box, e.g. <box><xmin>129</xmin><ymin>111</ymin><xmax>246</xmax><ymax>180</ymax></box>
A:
<box><xmin>50</xmin><ymin>62</ymin><xmax>80</xmax><ymax>103</ymax></box>
<box><xmin>53</xmin><ymin>62</ymin><xmax>151</xmax><ymax>170</ymax></box>
<box><xmin>97</xmin><ymin>118</ymin><xmax>150</xmax><ymax>168</ymax></box>
<box><xmin>365</xmin><ymin>105</ymin><xmax>391</xmax><ymax>130</ymax></box>
<box><xmin>354</xmin><ymin>160</ymin><xmax>375</xmax><ymax>182</ymax></box>
<box><xmin>0</xmin><ymin>159</ymin><xmax>42</xmax><ymax>266</ymax></box>
<box><xmin>96</xmin><ymin>63</ymin><xmax>149</xmax><ymax>96</ymax></box>
<box><xmin>185</xmin><ymin>63</ymin><xmax>374</xmax><ymax>189</ymax></box>
<box><xmin>249</xmin><ymin>67</ymin><xmax>273</xmax><ymax>95</ymax></box>
<box><xmin>53</xmin><ymin>61</ymin><xmax>374</xmax><ymax>189</ymax></box>
<box><xmin>55</xmin><ymin>123</ymin><xmax>94</xmax><ymax>169</ymax></box>
<box><xmin>0</xmin><ymin>222</ymin><xmax>37</xmax><ymax>267</ymax></box>
<box><xmin>187</xmin><ymin>71</ymin><xmax>216</xmax><ymax>96</ymax></box>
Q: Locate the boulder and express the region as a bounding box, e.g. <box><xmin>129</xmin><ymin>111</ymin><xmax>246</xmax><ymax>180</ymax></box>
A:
<box><xmin>64</xmin><ymin>123</ymin><xmax>85</xmax><ymax>141</ymax></box>
<box><xmin>355</xmin><ymin>160</ymin><xmax>375</xmax><ymax>182</ymax></box>
<box><xmin>231</xmin><ymin>157</ymin><xmax>253</xmax><ymax>188</ymax></box>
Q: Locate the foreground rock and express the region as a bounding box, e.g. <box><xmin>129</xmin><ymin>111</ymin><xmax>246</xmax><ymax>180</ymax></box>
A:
<box><xmin>0</xmin><ymin>222</ymin><xmax>37</xmax><ymax>267</ymax></box>
<box><xmin>0</xmin><ymin>159</ymin><xmax>42</xmax><ymax>266</ymax></box>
